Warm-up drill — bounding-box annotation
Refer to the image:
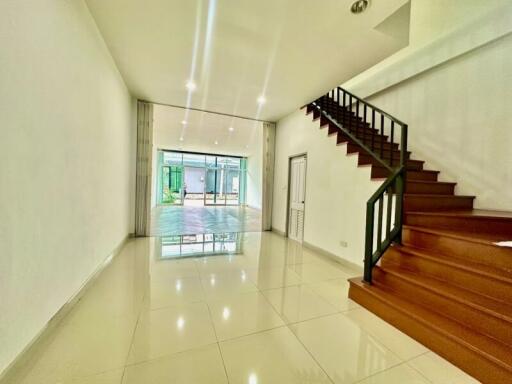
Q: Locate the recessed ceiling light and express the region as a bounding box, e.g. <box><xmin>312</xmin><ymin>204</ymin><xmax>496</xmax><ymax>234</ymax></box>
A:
<box><xmin>179</xmin><ymin>137</ymin><xmax>184</xmax><ymax>141</ymax></box>
<box><xmin>350</xmin><ymin>0</ymin><xmax>369</xmax><ymax>14</ymax></box>
<box><xmin>257</xmin><ymin>95</ymin><xmax>266</xmax><ymax>105</ymax></box>
<box><xmin>214</xmin><ymin>140</ymin><xmax>219</xmax><ymax>145</ymax></box>
<box><xmin>245</xmin><ymin>144</ymin><xmax>249</xmax><ymax>148</ymax></box>
<box><xmin>185</xmin><ymin>80</ymin><xmax>196</xmax><ymax>91</ymax></box>
<box><xmin>181</xmin><ymin>120</ymin><xmax>187</xmax><ymax>125</ymax></box>
<box><xmin>228</xmin><ymin>127</ymin><xmax>234</xmax><ymax>132</ymax></box>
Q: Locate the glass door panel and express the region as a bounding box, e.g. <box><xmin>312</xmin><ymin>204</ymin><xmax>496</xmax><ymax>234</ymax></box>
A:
<box><xmin>204</xmin><ymin>168</ymin><xmax>225</xmax><ymax>205</ymax></box>
<box><xmin>225</xmin><ymin>169</ymin><xmax>240</xmax><ymax>205</ymax></box>
<box><xmin>162</xmin><ymin>165</ymin><xmax>183</xmax><ymax>205</ymax></box>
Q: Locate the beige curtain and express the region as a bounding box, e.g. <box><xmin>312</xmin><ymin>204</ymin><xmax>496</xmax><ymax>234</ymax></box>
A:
<box><xmin>134</xmin><ymin>101</ymin><xmax>153</xmax><ymax>237</ymax></box>
<box><xmin>262</xmin><ymin>121</ymin><xmax>276</xmax><ymax>231</ymax></box>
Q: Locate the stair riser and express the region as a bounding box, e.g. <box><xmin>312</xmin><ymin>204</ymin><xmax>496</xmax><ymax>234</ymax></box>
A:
<box><xmin>382</xmin><ymin>248</ymin><xmax>512</xmax><ymax>303</ymax></box>
<box><xmin>373</xmin><ymin>268</ymin><xmax>512</xmax><ymax>346</ymax></box>
<box><xmin>345</xmin><ymin>139</ymin><xmax>399</xmax><ymax>151</ymax></box>
<box><xmin>405</xmin><ymin>214</ymin><xmax>512</xmax><ymax>237</ymax></box>
<box><xmin>403</xmin><ymin>227</ymin><xmax>512</xmax><ymax>272</ymax></box>
<box><xmin>346</xmin><ymin>143</ymin><xmax>408</xmax><ymax>158</ymax></box>
<box><xmin>335</xmin><ymin>131</ymin><xmax>389</xmax><ymax>145</ymax></box>
<box><xmin>406</xmin><ymin>182</ymin><xmax>455</xmax><ymax>195</ymax></box>
<box><xmin>349</xmin><ymin>282</ymin><xmax>512</xmax><ymax>384</ymax></box>
<box><xmin>358</xmin><ymin>155</ymin><xmax>422</xmax><ymax>170</ymax></box>
<box><xmin>404</xmin><ymin>196</ymin><xmax>474</xmax><ymax>211</ymax></box>
<box><xmin>406</xmin><ymin>170</ymin><xmax>439</xmax><ymax>182</ymax></box>
<box><xmin>371</xmin><ymin>168</ymin><xmax>441</xmax><ymax>181</ymax></box>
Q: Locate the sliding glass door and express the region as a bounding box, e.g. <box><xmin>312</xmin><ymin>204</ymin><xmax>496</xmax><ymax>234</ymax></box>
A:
<box><xmin>205</xmin><ymin>167</ymin><xmax>224</xmax><ymax>205</ymax></box>
<box><xmin>157</xmin><ymin>150</ymin><xmax>246</xmax><ymax>207</ymax></box>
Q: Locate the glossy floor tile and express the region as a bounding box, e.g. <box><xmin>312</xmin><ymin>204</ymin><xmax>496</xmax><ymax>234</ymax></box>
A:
<box><xmin>307</xmin><ymin>278</ymin><xmax>360</xmax><ymax>312</ymax></box>
<box><xmin>123</xmin><ymin>344</ymin><xmax>228</xmax><ymax>384</ymax></box>
<box><xmin>343</xmin><ymin>308</ymin><xmax>429</xmax><ymax>360</ymax></box>
<box><xmin>262</xmin><ymin>284</ymin><xmax>338</xmax><ymax>324</ymax></box>
<box><xmin>207</xmin><ymin>291</ymin><xmax>284</xmax><ymax>340</ymax></box>
<box><xmin>144</xmin><ymin>276</ymin><xmax>206</xmax><ymax>309</ymax></box>
<box><xmin>408</xmin><ymin>352</ymin><xmax>481</xmax><ymax>384</ymax></box>
<box><xmin>291</xmin><ymin>313</ymin><xmax>402</xmax><ymax>383</ymax></box>
<box><xmin>355</xmin><ymin>363</ymin><xmax>430</xmax><ymax>384</ymax></box>
<box><xmin>68</xmin><ymin>369</ymin><xmax>124</xmax><ymax>384</ymax></box>
<box><xmin>5</xmin><ymin>232</ymin><xmax>480</xmax><ymax>384</ymax></box>
<box><xmin>246</xmin><ymin>266</ymin><xmax>303</xmax><ymax>289</ymax></box>
<box><xmin>220</xmin><ymin>327</ymin><xmax>331</xmax><ymax>383</ymax></box>
<box><xmin>127</xmin><ymin>303</ymin><xmax>217</xmax><ymax>364</ymax></box>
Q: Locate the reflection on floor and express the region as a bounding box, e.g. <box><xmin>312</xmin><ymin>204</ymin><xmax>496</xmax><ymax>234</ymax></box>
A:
<box><xmin>150</xmin><ymin>205</ymin><xmax>262</xmax><ymax>236</ymax></box>
<box><xmin>6</xmin><ymin>232</ymin><xmax>479</xmax><ymax>384</ymax></box>
<box><xmin>160</xmin><ymin>233</ymin><xmax>243</xmax><ymax>260</ymax></box>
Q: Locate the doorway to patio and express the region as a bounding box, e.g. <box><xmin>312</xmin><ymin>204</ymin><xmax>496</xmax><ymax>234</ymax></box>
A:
<box><xmin>156</xmin><ymin>150</ymin><xmax>247</xmax><ymax>207</ymax></box>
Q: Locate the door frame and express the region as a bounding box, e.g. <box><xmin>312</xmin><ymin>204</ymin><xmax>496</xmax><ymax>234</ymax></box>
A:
<box><xmin>285</xmin><ymin>153</ymin><xmax>307</xmax><ymax>239</ymax></box>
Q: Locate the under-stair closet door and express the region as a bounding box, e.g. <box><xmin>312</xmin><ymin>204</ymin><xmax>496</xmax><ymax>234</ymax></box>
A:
<box><xmin>288</xmin><ymin>155</ymin><xmax>307</xmax><ymax>242</ymax></box>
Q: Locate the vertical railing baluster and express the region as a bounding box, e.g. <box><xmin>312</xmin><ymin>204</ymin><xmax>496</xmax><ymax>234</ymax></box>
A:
<box><xmin>386</xmin><ymin>186</ymin><xmax>392</xmax><ymax>239</ymax></box>
<box><xmin>377</xmin><ymin>196</ymin><xmax>384</xmax><ymax>253</ymax></box>
<box><xmin>395</xmin><ymin>124</ymin><xmax>408</xmax><ymax>245</ymax></box>
<box><xmin>349</xmin><ymin>95</ymin><xmax>353</xmax><ymax>133</ymax></box>
<box><xmin>343</xmin><ymin>90</ymin><xmax>346</xmax><ymax>108</ymax></box>
<box><xmin>356</xmin><ymin>100</ymin><xmax>360</xmax><ymax>138</ymax></box>
<box><xmin>364</xmin><ymin>201</ymin><xmax>375</xmax><ymax>283</ymax></box>
<box><xmin>380</xmin><ymin>114</ymin><xmax>385</xmax><ymax>159</ymax></box>
<box><xmin>335</xmin><ymin>89</ymin><xmax>339</xmax><ymax>124</ymax></box>
<box><xmin>390</xmin><ymin>121</ymin><xmax>395</xmax><ymax>166</ymax></box>
<box><xmin>371</xmin><ymin>109</ymin><xmax>375</xmax><ymax>151</ymax></box>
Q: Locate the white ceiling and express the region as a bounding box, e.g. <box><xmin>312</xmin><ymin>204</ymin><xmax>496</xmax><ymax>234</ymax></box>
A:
<box><xmin>153</xmin><ymin>104</ymin><xmax>262</xmax><ymax>157</ymax></box>
<box><xmin>86</xmin><ymin>0</ymin><xmax>410</xmax><ymax>121</ymax></box>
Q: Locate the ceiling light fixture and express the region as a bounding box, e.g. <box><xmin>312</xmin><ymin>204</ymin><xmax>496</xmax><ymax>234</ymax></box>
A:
<box><xmin>350</xmin><ymin>0</ymin><xmax>369</xmax><ymax>14</ymax></box>
<box><xmin>214</xmin><ymin>140</ymin><xmax>219</xmax><ymax>145</ymax></box>
<box><xmin>257</xmin><ymin>95</ymin><xmax>266</xmax><ymax>105</ymax></box>
<box><xmin>228</xmin><ymin>127</ymin><xmax>234</xmax><ymax>132</ymax></box>
<box><xmin>185</xmin><ymin>80</ymin><xmax>197</xmax><ymax>91</ymax></box>
<box><xmin>181</xmin><ymin>120</ymin><xmax>187</xmax><ymax>125</ymax></box>
<box><xmin>179</xmin><ymin>137</ymin><xmax>184</xmax><ymax>141</ymax></box>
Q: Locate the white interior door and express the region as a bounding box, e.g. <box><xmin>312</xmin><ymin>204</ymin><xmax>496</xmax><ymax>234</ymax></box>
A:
<box><xmin>288</xmin><ymin>155</ymin><xmax>306</xmax><ymax>242</ymax></box>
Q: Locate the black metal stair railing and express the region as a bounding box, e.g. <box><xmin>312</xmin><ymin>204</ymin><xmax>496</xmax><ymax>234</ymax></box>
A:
<box><xmin>310</xmin><ymin>87</ymin><xmax>408</xmax><ymax>284</ymax></box>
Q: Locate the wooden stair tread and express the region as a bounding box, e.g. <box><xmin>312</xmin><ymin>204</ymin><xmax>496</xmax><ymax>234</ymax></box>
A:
<box><xmin>392</xmin><ymin>243</ymin><xmax>512</xmax><ymax>286</ymax></box>
<box><xmin>376</xmin><ymin>264</ymin><xmax>512</xmax><ymax>323</ymax></box>
<box><xmin>349</xmin><ymin>278</ymin><xmax>512</xmax><ymax>372</ymax></box>
<box><xmin>407</xmin><ymin>180</ymin><xmax>456</xmax><ymax>186</ymax></box>
<box><xmin>408</xmin><ymin>209</ymin><xmax>512</xmax><ymax>220</ymax></box>
<box><xmin>403</xmin><ymin>224</ymin><xmax>512</xmax><ymax>244</ymax></box>
<box><xmin>405</xmin><ymin>193</ymin><xmax>474</xmax><ymax>198</ymax></box>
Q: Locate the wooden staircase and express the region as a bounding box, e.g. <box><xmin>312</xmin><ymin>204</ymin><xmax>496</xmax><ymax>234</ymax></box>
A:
<box><xmin>304</xmin><ymin>96</ymin><xmax>512</xmax><ymax>383</ymax></box>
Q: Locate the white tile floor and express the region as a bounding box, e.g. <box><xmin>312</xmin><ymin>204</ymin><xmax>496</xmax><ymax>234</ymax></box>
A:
<box><xmin>7</xmin><ymin>232</ymin><xmax>480</xmax><ymax>384</ymax></box>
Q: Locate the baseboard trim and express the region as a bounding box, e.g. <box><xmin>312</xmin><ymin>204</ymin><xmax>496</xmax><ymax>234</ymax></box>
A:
<box><xmin>0</xmin><ymin>234</ymin><xmax>131</xmax><ymax>382</ymax></box>
<box><xmin>302</xmin><ymin>241</ymin><xmax>363</xmax><ymax>274</ymax></box>
<box><xmin>271</xmin><ymin>227</ymin><xmax>286</xmax><ymax>237</ymax></box>
<box><xmin>271</xmin><ymin>228</ymin><xmax>363</xmax><ymax>273</ymax></box>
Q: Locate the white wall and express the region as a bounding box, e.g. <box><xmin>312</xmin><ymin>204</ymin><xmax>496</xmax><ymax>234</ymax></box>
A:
<box><xmin>364</xmin><ymin>34</ymin><xmax>512</xmax><ymax>211</ymax></box>
<box><xmin>273</xmin><ymin>111</ymin><xmax>380</xmax><ymax>265</ymax></box>
<box><xmin>0</xmin><ymin>0</ymin><xmax>135</xmax><ymax>375</ymax></box>
<box><xmin>408</xmin><ymin>0</ymin><xmax>509</xmax><ymax>46</ymax></box>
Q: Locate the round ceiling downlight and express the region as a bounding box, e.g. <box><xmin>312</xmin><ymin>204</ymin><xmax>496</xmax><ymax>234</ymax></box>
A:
<box><xmin>351</xmin><ymin>0</ymin><xmax>369</xmax><ymax>14</ymax></box>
